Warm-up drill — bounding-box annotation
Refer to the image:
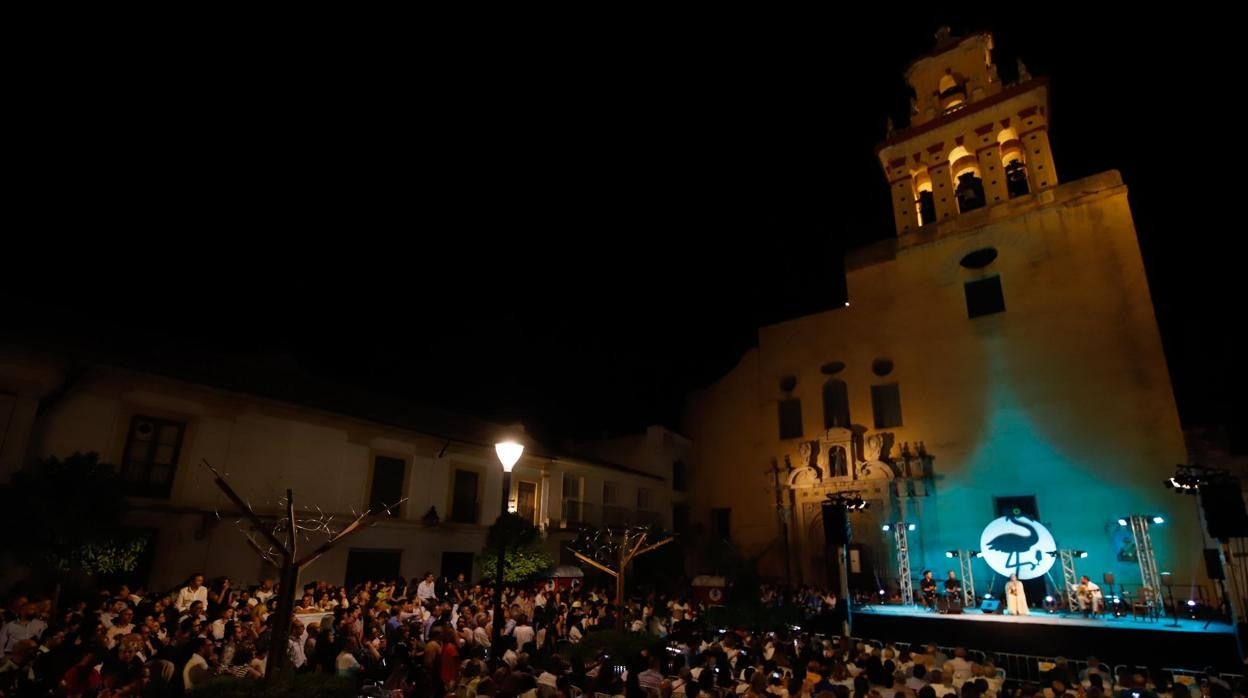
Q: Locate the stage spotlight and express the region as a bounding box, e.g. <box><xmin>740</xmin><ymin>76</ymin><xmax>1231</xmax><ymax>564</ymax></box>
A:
<box><xmin>1076</xmin><ymin>551</ymin><xmax>1088</xmax><ymax>558</ymax></box>
<box><xmin>945</xmin><ymin>551</ymin><xmax>957</xmax><ymax>558</ymax></box>
<box><xmin>881</xmin><ymin>524</ymin><xmax>890</xmax><ymax>531</ymax></box>
<box><xmin>970</xmin><ymin>551</ymin><xmax>982</xmax><ymax>558</ymax></box>
<box><xmin>1043</xmin><ymin>595</ymin><xmax>1058</xmax><ymax>613</ymax></box>
<box><xmin>984</xmin><ymin>592</ymin><xmax>993</xmax><ymax>599</ymax></box>
<box><xmin>1117</xmin><ymin>518</ymin><xmax>1128</xmax><ymax>526</ymax></box>
<box><xmin>1153</xmin><ymin>516</ymin><xmax>1165</xmax><ymax>524</ymax></box>
<box><xmin>907</xmin><ymin>523</ymin><xmax>916</xmax><ymax>531</ymax></box>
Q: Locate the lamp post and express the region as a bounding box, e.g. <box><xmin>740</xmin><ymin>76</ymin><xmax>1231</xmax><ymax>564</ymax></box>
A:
<box><xmin>492</xmin><ymin>440</ymin><xmax>523</xmax><ymax>661</ymax></box>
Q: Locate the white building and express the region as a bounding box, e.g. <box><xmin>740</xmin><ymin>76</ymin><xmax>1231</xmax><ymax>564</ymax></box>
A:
<box><xmin>0</xmin><ymin>344</ymin><xmax>681</xmax><ymax>592</ymax></box>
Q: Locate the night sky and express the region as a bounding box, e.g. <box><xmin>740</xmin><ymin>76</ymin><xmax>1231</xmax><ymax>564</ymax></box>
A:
<box><xmin>3</xmin><ymin>11</ymin><xmax>1241</xmax><ymax>448</ymax></box>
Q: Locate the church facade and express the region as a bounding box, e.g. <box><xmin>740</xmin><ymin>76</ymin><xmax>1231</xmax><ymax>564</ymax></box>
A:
<box><xmin>683</xmin><ymin>31</ymin><xmax>1203</xmax><ymax>603</ymax></box>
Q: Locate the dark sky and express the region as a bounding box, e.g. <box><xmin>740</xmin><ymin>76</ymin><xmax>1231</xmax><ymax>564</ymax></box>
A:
<box><xmin>4</xmin><ymin>11</ymin><xmax>1241</xmax><ymax>446</ymax></box>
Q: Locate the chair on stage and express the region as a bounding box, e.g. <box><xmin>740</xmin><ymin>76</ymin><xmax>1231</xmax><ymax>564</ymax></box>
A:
<box><xmin>1131</xmin><ymin>587</ymin><xmax>1159</xmax><ymax>622</ymax></box>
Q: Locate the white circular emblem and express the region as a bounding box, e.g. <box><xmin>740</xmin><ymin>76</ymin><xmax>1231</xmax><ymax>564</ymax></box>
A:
<box><xmin>978</xmin><ymin>514</ymin><xmax>1057</xmax><ymax>580</ymax></box>
<box><xmin>708</xmin><ymin>588</ymin><xmax>723</xmax><ymax>601</ymax></box>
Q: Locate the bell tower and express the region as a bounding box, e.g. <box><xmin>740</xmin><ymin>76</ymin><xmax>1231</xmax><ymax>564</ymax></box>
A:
<box><xmin>877</xmin><ymin>28</ymin><xmax>1058</xmax><ymax>235</ymax></box>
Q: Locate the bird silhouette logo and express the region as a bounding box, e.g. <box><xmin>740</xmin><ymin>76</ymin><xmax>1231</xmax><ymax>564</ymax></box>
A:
<box><xmin>978</xmin><ymin>514</ymin><xmax>1057</xmax><ymax>580</ymax></box>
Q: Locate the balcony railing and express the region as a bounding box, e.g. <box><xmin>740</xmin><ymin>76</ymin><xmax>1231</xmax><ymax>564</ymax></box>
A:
<box><xmin>558</xmin><ymin>499</ymin><xmax>665</xmax><ymax>529</ymax></box>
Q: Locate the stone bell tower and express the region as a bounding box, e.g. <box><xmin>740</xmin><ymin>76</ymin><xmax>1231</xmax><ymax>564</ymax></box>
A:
<box><xmin>878</xmin><ymin>28</ymin><xmax>1058</xmax><ymax>235</ymax></box>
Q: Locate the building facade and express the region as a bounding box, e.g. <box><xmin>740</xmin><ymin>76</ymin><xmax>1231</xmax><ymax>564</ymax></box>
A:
<box><xmin>0</xmin><ymin>347</ymin><xmax>677</xmax><ymax>592</ymax></box>
<box><xmin>683</xmin><ymin>31</ymin><xmax>1203</xmax><ymax>601</ymax></box>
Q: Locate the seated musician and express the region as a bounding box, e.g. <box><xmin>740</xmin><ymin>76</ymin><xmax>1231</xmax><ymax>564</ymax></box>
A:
<box><xmin>944</xmin><ymin>570</ymin><xmax>962</xmax><ymax>604</ymax></box>
<box><xmin>1076</xmin><ymin>575</ymin><xmax>1103</xmax><ymax>615</ymax></box>
<box><xmin>919</xmin><ymin>570</ymin><xmax>938</xmax><ymax>610</ymax></box>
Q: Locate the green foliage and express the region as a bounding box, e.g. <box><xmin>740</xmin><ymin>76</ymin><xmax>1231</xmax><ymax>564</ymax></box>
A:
<box><xmin>50</xmin><ymin>537</ymin><xmax>148</xmax><ymax>575</ymax></box>
<box><xmin>562</xmin><ymin>629</ymin><xmax>654</xmax><ymax>663</ymax></box>
<box><xmin>193</xmin><ymin>674</ymin><xmax>354</xmax><ymax>698</ymax></box>
<box><xmin>0</xmin><ymin>452</ymin><xmax>147</xmax><ymax>578</ymax></box>
<box><xmin>477</xmin><ymin>513</ymin><xmax>553</xmax><ymax>583</ymax></box>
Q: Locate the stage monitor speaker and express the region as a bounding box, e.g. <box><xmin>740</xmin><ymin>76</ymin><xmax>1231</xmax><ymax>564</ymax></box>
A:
<box><xmin>1205</xmin><ymin>548</ymin><xmax>1226</xmax><ymax>580</ymax></box>
<box><xmin>821</xmin><ymin>502</ymin><xmax>850</xmax><ymax>545</ymax></box>
<box><xmin>980</xmin><ymin>598</ymin><xmax>1000</xmax><ymax>613</ymax></box>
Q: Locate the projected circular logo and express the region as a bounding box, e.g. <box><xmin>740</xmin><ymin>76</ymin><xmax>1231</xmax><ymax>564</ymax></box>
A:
<box><xmin>978</xmin><ymin>514</ymin><xmax>1057</xmax><ymax>580</ymax></box>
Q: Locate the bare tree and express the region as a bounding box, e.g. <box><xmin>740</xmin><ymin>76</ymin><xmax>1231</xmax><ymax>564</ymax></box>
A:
<box><xmin>202</xmin><ymin>460</ymin><xmax>405</xmax><ymax>683</ymax></box>
<box><xmin>568</xmin><ymin>524</ymin><xmax>674</xmax><ymax>631</ymax></box>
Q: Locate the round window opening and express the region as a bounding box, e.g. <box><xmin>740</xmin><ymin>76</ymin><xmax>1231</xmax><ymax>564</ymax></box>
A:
<box><xmin>960</xmin><ymin>247</ymin><xmax>998</xmax><ymax>269</ymax></box>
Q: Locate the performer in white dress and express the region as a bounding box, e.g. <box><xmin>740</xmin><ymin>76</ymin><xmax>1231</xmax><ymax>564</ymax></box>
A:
<box><xmin>1005</xmin><ymin>573</ymin><xmax>1029</xmax><ymax>615</ymax></box>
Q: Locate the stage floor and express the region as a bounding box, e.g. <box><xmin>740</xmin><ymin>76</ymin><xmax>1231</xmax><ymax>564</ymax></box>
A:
<box><xmin>851</xmin><ymin>604</ymin><xmax>1241</xmax><ymax>670</ymax></box>
<box><xmin>856</xmin><ymin>604</ymin><xmax>1235</xmax><ymax>634</ymax></box>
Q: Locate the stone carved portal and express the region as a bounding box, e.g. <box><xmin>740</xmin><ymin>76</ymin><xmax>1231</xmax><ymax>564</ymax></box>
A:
<box><xmin>781</xmin><ymin>429</ymin><xmax>934</xmax><ymax>588</ymax></box>
<box><xmin>786</xmin><ymin>428</ymin><xmax>897</xmax><ymax>489</ymax></box>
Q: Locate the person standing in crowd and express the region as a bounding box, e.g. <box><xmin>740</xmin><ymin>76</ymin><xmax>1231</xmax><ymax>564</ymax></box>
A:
<box><xmin>417</xmin><ymin>573</ymin><xmax>438</xmax><ymax>603</ymax></box>
<box><xmin>0</xmin><ymin>602</ymin><xmax>47</xmax><ymax>659</ymax></box>
<box><xmin>175</xmin><ymin>573</ymin><xmax>209</xmax><ymax>613</ymax></box>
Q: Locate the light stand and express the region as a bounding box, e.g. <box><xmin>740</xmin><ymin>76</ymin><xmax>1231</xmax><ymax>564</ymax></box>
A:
<box><xmin>883</xmin><ymin>522</ymin><xmax>916</xmax><ymax>609</ymax></box>
<box><xmin>1161</xmin><ymin>571</ymin><xmax>1180</xmax><ymax>627</ymax></box>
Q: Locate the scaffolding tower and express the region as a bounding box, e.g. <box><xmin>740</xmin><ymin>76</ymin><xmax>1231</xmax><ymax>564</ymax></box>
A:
<box><xmin>957</xmin><ymin>551</ymin><xmax>977</xmax><ymax>607</ymax></box>
<box><xmin>1058</xmin><ymin>549</ymin><xmax>1079</xmax><ymax>612</ymax></box>
<box><xmin>1129</xmin><ymin>515</ymin><xmax>1162</xmax><ymax>595</ymax></box>
<box><xmin>895</xmin><ymin>525</ymin><xmax>913</xmax><ymax>605</ymax></box>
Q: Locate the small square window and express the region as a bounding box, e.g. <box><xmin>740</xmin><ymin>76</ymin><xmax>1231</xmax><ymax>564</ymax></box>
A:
<box><xmin>965</xmin><ymin>276</ymin><xmax>1006</xmax><ymax>318</ymax></box>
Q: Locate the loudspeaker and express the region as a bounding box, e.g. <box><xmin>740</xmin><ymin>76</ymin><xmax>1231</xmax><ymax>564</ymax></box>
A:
<box><xmin>1201</xmin><ymin>481</ymin><xmax>1248</xmax><ymax>540</ymax></box>
<box><xmin>980</xmin><ymin>598</ymin><xmax>1000</xmax><ymax>613</ymax></box>
<box><xmin>1205</xmin><ymin>548</ymin><xmax>1226</xmax><ymax>580</ymax></box>
<box><xmin>821</xmin><ymin>502</ymin><xmax>850</xmax><ymax>545</ymax></box>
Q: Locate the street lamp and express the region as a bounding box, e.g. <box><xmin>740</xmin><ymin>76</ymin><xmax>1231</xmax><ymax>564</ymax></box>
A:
<box><xmin>492</xmin><ymin>440</ymin><xmax>523</xmax><ymax>660</ymax></box>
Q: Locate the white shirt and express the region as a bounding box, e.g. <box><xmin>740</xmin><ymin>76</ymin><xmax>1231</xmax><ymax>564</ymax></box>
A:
<box><xmin>417</xmin><ymin>581</ymin><xmax>437</xmax><ymax>601</ymax></box>
<box><xmin>106</xmin><ymin>624</ymin><xmax>135</xmax><ymax>647</ymax></box>
<box><xmin>336</xmin><ymin>651</ymin><xmax>361</xmax><ymax>674</ymax></box>
<box><xmin>183</xmin><ymin>653</ymin><xmax>210</xmax><ymax>691</ymax></box>
<box><xmin>176</xmin><ymin>586</ymin><xmax>209</xmax><ymax>612</ymax></box>
<box><xmin>288</xmin><ymin>632</ymin><xmax>307</xmax><ymax>668</ymax></box>
<box><xmin>513</xmin><ymin>624</ymin><xmax>535</xmax><ymax>648</ymax></box>
<box><xmin>255</xmin><ymin>589</ymin><xmax>275</xmax><ymax>603</ymax></box>
<box><xmin>213</xmin><ymin>619</ymin><xmax>232</xmax><ymax>641</ymax></box>
<box><xmin>0</xmin><ymin>618</ymin><xmax>47</xmax><ymax>657</ymax></box>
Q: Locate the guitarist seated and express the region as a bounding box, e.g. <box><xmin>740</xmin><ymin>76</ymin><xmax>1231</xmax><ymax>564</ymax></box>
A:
<box><xmin>1075</xmin><ymin>575</ymin><xmax>1103</xmax><ymax>615</ymax></box>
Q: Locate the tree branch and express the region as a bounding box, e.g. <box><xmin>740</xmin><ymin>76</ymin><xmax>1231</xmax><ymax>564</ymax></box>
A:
<box><xmin>203</xmin><ymin>460</ymin><xmax>289</xmax><ymax>557</ymax></box>
<box><xmin>240</xmin><ymin>531</ymin><xmax>276</xmax><ymax>565</ymax></box>
<box><xmin>294</xmin><ymin>499</ymin><xmax>405</xmax><ymax>569</ymax></box>
<box><xmin>285</xmin><ymin>489</ymin><xmax>296</xmax><ymax>560</ymax></box>
<box><xmin>631</xmin><ymin>536</ymin><xmax>676</xmax><ymax>559</ymax></box>
<box><xmin>572</xmin><ymin>550</ymin><xmax>619</xmax><ymax>578</ymax></box>
<box><xmin>622</xmin><ymin>532</ymin><xmax>648</xmax><ymax>567</ymax></box>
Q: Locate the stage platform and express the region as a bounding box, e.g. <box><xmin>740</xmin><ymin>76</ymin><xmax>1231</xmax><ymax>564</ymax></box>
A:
<box><xmin>851</xmin><ymin>605</ymin><xmax>1242</xmax><ymax>671</ymax></box>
